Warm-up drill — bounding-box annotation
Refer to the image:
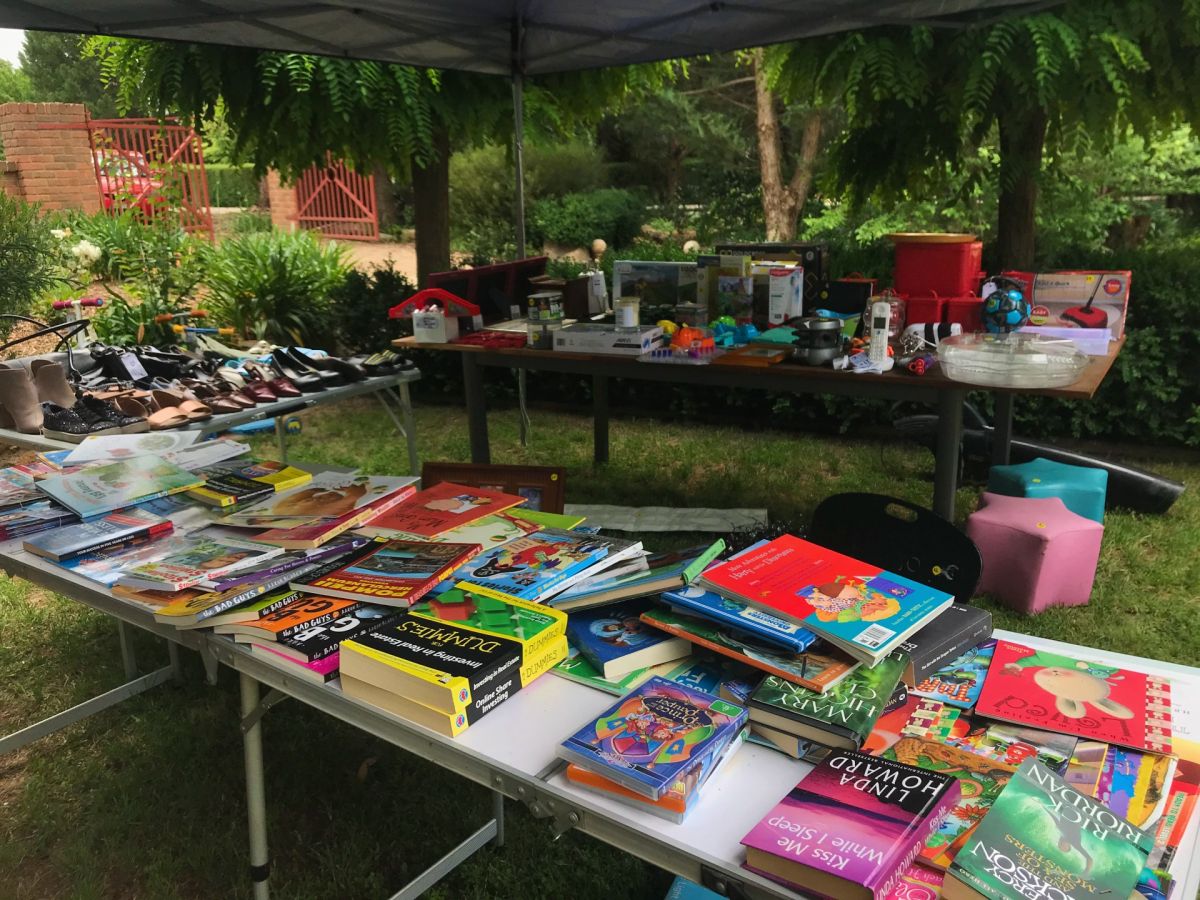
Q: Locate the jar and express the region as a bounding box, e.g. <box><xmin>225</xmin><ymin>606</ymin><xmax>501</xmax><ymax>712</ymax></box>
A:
<box><xmin>527</xmin><ymin>316</ymin><xmax>563</xmax><ymax>349</ymax></box>
<box><xmin>528</xmin><ymin>290</ymin><xmax>563</xmax><ymax>322</ymax></box>
<box><xmin>614</xmin><ymin>296</ymin><xmax>641</xmax><ymax>332</ymax></box>
<box><xmin>674</xmin><ymin>301</ymin><xmax>707</xmax><ymax>327</ymax></box>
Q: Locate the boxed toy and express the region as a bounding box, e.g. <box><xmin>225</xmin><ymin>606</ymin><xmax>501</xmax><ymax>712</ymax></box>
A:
<box><xmin>1030</xmin><ymin>270</ymin><xmax>1131</xmax><ymax>339</ymax></box>
<box><xmin>612</xmin><ymin>261</ymin><xmax>698</xmax><ymax>308</ymax></box>
<box><xmin>553</xmin><ymin>323</ymin><xmax>664</xmax><ymax>356</ymax></box>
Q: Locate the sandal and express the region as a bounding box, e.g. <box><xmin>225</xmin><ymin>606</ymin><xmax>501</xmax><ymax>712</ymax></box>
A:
<box><xmin>151</xmin><ymin>389</ymin><xmax>212</xmax><ymax>423</ymax></box>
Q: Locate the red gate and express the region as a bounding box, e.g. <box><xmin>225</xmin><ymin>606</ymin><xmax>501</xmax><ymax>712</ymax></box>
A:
<box><xmin>294</xmin><ymin>156</ymin><xmax>379</xmax><ymax>240</ymax></box>
<box><xmin>86</xmin><ymin>118</ymin><xmax>214</xmax><ymax>239</ymax></box>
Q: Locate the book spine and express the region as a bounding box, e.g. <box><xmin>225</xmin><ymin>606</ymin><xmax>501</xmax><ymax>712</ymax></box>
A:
<box><xmin>276</xmin><ymin>604</ymin><xmax>361</xmax><ymax>640</ymax></box>
<box><xmin>667</xmin><ymin>597</ymin><xmax>812</xmax><ymax>653</ymax></box>
<box><xmin>870</xmin><ymin>787</ymin><xmax>959</xmax><ymax>899</ymax></box>
<box><xmin>290</xmin><ymin>542</ymin><xmax>380</xmax><ymax>587</ymax></box>
<box><xmin>908</xmin><ymin>616</ymin><xmax>993</xmax><ymax>685</ymax></box>
<box><xmin>48</xmin><ymin>522</ymin><xmax>173</xmax><ymax>563</ymax></box>
<box><xmin>681</xmin><ymin>539</ymin><xmax>726</xmax><ymax>583</ymax></box>
<box><xmin>193</xmin><ymin>577</ymin><xmax>301</xmax><ymax>624</ymax></box>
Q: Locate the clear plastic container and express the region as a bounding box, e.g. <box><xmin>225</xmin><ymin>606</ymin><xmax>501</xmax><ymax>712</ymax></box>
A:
<box><xmin>938</xmin><ymin>333</ymin><xmax>1088</xmax><ymax>388</ymax></box>
<box><xmin>614</xmin><ymin>296</ymin><xmax>641</xmax><ymax>332</ymax></box>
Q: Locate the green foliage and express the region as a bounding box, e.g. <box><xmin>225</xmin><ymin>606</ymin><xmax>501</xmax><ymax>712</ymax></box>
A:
<box><xmin>201</xmin><ymin>230</ymin><xmax>350</xmax><ymax>347</ymax></box>
<box><xmin>530</xmin><ymin>189</ymin><xmax>646</xmax><ymax>250</ymax></box>
<box><xmin>228</xmin><ymin>209</ymin><xmax>273</xmax><ymax>235</ymax></box>
<box><xmin>206</xmin><ymin>163</ymin><xmax>261</xmax><ymax>207</ymax></box>
<box><xmin>0</xmin><ymin>60</ymin><xmax>30</xmax><ymax>105</ymax></box>
<box><xmin>0</xmin><ymin>194</ymin><xmax>59</xmax><ymax>337</ymax></box>
<box><xmin>20</xmin><ymin>31</ymin><xmax>122</xmax><ymax>117</ymax></box>
<box><xmin>328</xmin><ymin>262</ymin><xmax>417</xmax><ymax>352</ymax></box>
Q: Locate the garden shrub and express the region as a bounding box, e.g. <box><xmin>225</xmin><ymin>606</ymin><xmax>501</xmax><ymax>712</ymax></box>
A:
<box><xmin>530</xmin><ymin>188</ymin><xmax>645</xmax><ymax>250</ymax></box>
<box><xmin>329</xmin><ymin>261</ymin><xmax>416</xmax><ymax>352</ymax></box>
<box><xmin>229</xmin><ymin>209</ymin><xmax>273</xmax><ymax>234</ymax></box>
<box><xmin>0</xmin><ymin>194</ymin><xmax>61</xmax><ymax>337</ymax></box>
<box><xmin>202</xmin><ymin>229</ymin><xmax>349</xmax><ymax>348</ymax></box>
<box><xmin>206</xmin><ymin>163</ymin><xmax>262</xmax><ymax>208</ymax></box>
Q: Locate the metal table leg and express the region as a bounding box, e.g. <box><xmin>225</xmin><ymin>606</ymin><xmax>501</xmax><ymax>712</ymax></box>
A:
<box><xmin>932</xmin><ymin>390</ymin><xmax>965</xmax><ymax>521</ymax></box>
<box><xmin>397</xmin><ymin>381</ymin><xmax>420</xmax><ymax>476</ymax></box>
<box><xmin>492</xmin><ymin>790</ymin><xmax>506</xmax><ymax>847</ymax></box>
<box><xmin>117</xmin><ymin>620</ymin><xmax>138</xmax><ymax>679</ymax></box>
<box><xmin>593</xmin><ymin>374</ymin><xmax>609</xmax><ymax>465</ymax></box>
<box><xmin>992</xmin><ymin>392</ymin><xmax>1015</xmax><ymax>466</ymax></box>
<box><xmin>274</xmin><ymin>416</ymin><xmax>288</xmax><ymax>463</ymax></box>
<box><xmin>462</xmin><ymin>353</ymin><xmax>490</xmax><ymax>464</ymax></box>
<box><xmin>167</xmin><ymin>640</ymin><xmax>183</xmax><ymax>683</ymax></box>
<box><xmin>239</xmin><ymin>673</ymin><xmax>271</xmax><ymax>900</ymax></box>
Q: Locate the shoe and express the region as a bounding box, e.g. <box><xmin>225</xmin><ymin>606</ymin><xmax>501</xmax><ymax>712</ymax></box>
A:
<box><xmin>41</xmin><ymin>402</ymin><xmax>116</xmax><ymax>442</ymax></box>
<box><xmin>30</xmin><ymin>359</ymin><xmax>79</xmax><ymax>407</ymax></box>
<box><xmin>270</xmin><ymin>351</ymin><xmax>325</xmax><ymax>393</ymax></box>
<box><xmin>289</xmin><ymin>347</ymin><xmax>365</xmax><ymax>383</ymax></box>
<box><xmin>0</xmin><ymin>364</ymin><xmax>44</xmax><ymax>434</ymax></box>
<box><xmin>244</xmin><ymin>361</ymin><xmax>302</xmax><ymax>398</ymax></box>
<box><xmin>78</xmin><ymin>394</ymin><xmax>149</xmax><ymax>434</ymax></box>
<box><xmin>278</xmin><ymin>348</ymin><xmax>343</xmax><ymax>387</ymax></box>
<box><xmin>150</xmin><ymin>389</ymin><xmax>212</xmax><ymax>422</ymax></box>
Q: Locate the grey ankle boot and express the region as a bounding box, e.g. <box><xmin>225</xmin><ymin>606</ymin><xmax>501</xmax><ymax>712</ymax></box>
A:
<box><xmin>0</xmin><ymin>364</ymin><xmax>44</xmax><ymax>433</ymax></box>
<box><xmin>30</xmin><ymin>359</ymin><xmax>78</xmax><ymax>408</ymax></box>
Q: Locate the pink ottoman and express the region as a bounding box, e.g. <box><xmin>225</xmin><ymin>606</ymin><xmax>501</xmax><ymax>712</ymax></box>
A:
<box><xmin>966</xmin><ymin>492</ymin><xmax>1104</xmax><ymax>614</ymax></box>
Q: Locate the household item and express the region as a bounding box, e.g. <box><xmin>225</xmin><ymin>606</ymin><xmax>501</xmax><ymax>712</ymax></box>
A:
<box><xmin>527</xmin><ymin>290</ymin><xmax>563</xmax><ymax>321</ymax></box>
<box><xmin>614</xmin><ymin>296</ymin><xmax>641</xmax><ymax>332</ymax></box>
<box><xmin>987</xmin><ymin>456</ymin><xmax>1108</xmax><ymax>523</ymax></box>
<box><xmin>612</xmin><ymin>260</ymin><xmax>698</xmax><ymax>308</ymax></box>
<box><xmin>889</xmin><ymin>233</ymin><xmax>983</xmax><ymax>297</ymax></box>
<box><xmin>674</xmin><ymin>301</ymin><xmax>707</xmax><ymax>327</ymax></box>
<box><xmin>867</xmin><ymin>299</ymin><xmax>892</xmax><ymax>367</ymax></box>
<box><xmin>389</xmin><ymin>287</ymin><xmax>484</xmax><ymax>342</ymax></box>
<box><xmin>903</xmin><ymin>294</ymin><xmax>946</xmax><ymax>328</ymax></box>
<box><xmin>526</xmin><ymin>316</ymin><xmax>562</xmax><ymax>349</ymax></box>
<box><xmin>791</xmin><ymin>316</ymin><xmax>843</xmax><ymax>366</ymax></box>
<box><xmin>426</xmin><ymin>256</ymin><xmax>547</xmax><ymax>323</ymax></box>
<box><xmin>937</xmin><ymin>333</ymin><xmax>1088</xmax><ymax>388</ymax></box>
<box><xmin>552</xmin><ymin>323</ymin><xmax>663</xmax><ymax>355</ymax></box>
<box><xmin>945</xmin><ymin>294</ymin><xmax>985</xmax><ymax>332</ymax></box>
<box><xmin>866</xmin><ymin>292</ymin><xmax>904</xmax><ymax>346</ymax></box>
<box><xmin>808</xmin><ymin>492</ymin><xmax>983</xmax><ymax>601</ymax></box>
<box><xmin>0</xmin><ymin>363</ymin><xmax>44</xmax><ymax>434</ymax></box>
<box><xmin>1031</xmin><ymin>270</ymin><xmax>1131</xmax><ymax>338</ymax></box>
<box><xmin>966</xmin><ymin>492</ymin><xmax>1104</xmax><ymax>615</ymax></box>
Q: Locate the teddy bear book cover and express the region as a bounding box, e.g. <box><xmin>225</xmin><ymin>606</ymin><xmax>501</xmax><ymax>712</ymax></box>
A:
<box><xmin>973</xmin><ymin>640</ymin><xmax>1173</xmax><ymax>755</ymax></box>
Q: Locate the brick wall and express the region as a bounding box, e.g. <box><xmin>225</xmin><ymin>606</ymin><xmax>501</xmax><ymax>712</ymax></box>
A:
<box><xmin>0</xmin><ymin>102</ymin><xmax>101</xmax><ymax>213</ymax></box>
<box><xmin>266</xmin><ymin>170</ymin><xmax>297</xmax><ymax>230</ymax></box>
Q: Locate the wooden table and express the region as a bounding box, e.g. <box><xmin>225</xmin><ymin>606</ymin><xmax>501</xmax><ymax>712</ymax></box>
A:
<box><xmin>396</xmin><ymin>337</ymin><xmax>1124</xmax><ymax>520</ymax></box>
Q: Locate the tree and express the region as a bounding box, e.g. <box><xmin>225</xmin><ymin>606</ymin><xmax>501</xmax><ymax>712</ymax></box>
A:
<box><xmin>773</xmin><ymin>0</ymin><xmax>1200</xmax><ymax>268</ymax></box>
<box><xmin>0</xmin><ymin>61</ymin><xmax>30</xmax><ymax>104</ymax></box>
<box><xmin>20</xmin><ymin>32</ymin><xmax>122</xmax><ymax>117</ymax></box>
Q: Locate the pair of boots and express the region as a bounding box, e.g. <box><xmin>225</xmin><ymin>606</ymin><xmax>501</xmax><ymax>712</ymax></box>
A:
<box><xmin>0</xmin><ymin>360</ymin><xmax>146</xmax><ymax>442</ymax></box>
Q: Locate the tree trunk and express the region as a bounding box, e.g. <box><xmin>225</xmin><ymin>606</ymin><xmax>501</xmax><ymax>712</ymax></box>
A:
<box><xmin>372</xmin><ymin>163</ymin><xmax>398</xmax><ymax>231</ymax></box>
<box><xmin>996</xmin><ymin>104</ymin><xmax>1047</xmax><ymax>270</ymax></box>
<box><xmin>411</xmin><ymin>126</ymin><xmax>451</xmax><ymax>287</ymax></box>
<box><xmin>753</xmin><ymin>49</ymin><xmax>822</xmax><ymax>243</ymax></box>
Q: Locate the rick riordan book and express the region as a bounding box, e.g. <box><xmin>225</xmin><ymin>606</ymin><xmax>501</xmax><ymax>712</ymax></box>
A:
<box><xmin>741</xmin><ymin>748</ymin><xmax>960</xmax><ymax>900</ymax></box>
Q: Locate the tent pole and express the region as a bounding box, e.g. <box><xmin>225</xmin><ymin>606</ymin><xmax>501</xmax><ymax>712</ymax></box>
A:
<box><xmin>511</xmin><ymin>70</ymin><xmax>526</xmax><ymax>260</ymax></box>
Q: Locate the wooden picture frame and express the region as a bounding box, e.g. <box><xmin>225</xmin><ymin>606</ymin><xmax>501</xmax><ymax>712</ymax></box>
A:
<box><xmin>420</xmin><ymin>462</ymin><xmax>566</xmax><ymax>514</ymax></box>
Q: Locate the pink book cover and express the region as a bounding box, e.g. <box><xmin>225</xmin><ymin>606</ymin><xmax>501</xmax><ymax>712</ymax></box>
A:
<box><xmin>254</xmin><ymin>644</ymin><xmax>340</xmax><ymax>681</ymax></box>
<box><xmin>367</xmin><ymin>481</ymin><xmax>527</xmax><ymax>539</ymax></box>
<box><xmin>741</xmin><ymin>749</ymin><xmax>959</xmax><ymax>899</ymax></box>
<box><xmin>973</xmin><ymin>639</ymin><xmax>1173</xmax><ymax>755</ymax></box>
<box><xmin>882</xmin><ymin>864</ymin><xmax>943</xmax><ymax>900</ymax></box>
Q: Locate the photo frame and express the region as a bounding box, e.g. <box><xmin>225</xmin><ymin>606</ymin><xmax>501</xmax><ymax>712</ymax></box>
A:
<box><xmin>420</xmin><ymin>462</ymin><xmax>566</xmax><ymax>514</ymax></box>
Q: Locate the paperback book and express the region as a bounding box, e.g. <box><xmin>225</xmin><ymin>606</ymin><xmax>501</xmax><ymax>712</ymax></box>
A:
<box><xmin>115</xmin><ymin>535</ymin><xmax>283</xmax><ymax>592</ymax></box>
<box><xmin>59</xmin><ymin>534</ymin><xmax>195</xmax><ymax>587</ymax></box>
<box><xmin>551</xmin><ymin>643</ymin><xmax>669</xmax><ymax>696</ymax></box>
<box><xmin>23</xmin><ymin>508</ymin><xmax>172</xmax><ymax>562</ymax></box>
<box><xmin>943</xmin><ymin>759</ymin><xmax>1154</xmax><ymax>900</ymax></box>
<box><xmin>0</xmin><ymin>501</ymin><xmax>77</xmax><ymax>540</ymax></box>
<box><xmin>187</xmin><ymin>460</ymin><xmax>312</xmax><ymax>507</ymax></box>
<box><xmin>291</xmin><ymin>538</ymin><xmax>481</xmax><ymax>606</ymax></box>
<box><xmin>548</xmin><ymin>541</ymin><xmax>726</xmax><ymax>612</ymax></box>
<box><xmin>363</xmin><ymin>480</ymin><xmax>527</xmax><ymax>539</ymax></box>
<box><xmin>696</xmin><ymin>534</ymin><xmax>954</xmax><ymax>664</ymax></box>
<box><xmin>640</xmin><ymin>606</ymin><xmax>856</xmax><ymax>693</ymax></box>
<box><xmin>660</xmin><ymin>584</ymin><xmax>818</xmax><ymax>654</ymax></box>
<box><xmin>895</xmin><ymin>604</ymin><xmax>993</xmax><ymax>686</ymax></box>
<box><xmin>61</xmin><ymin>431</ymin><xmax>199</xmax><ymax>464</ymax></box>
<box><xmin>265</xmin><ymin>604</ymin><xmax>398</xmax><ymax>663</ymax></box>
<box><xmin>740</xmin><ymin>749</ymin><xmax>960</xmax><ymax>900</ymax></box>
<box><xmin>910</xmin><ymin>639</ymin><xmax>996</xmax><ymax>710</ymax></box>
<box><xmin>222</xmin><ymin>473</ymin><xmax>419</xmax><ymax>526</ymax></box>
<box><xmin>216</xmin><ymin>595</ymin><xmax>362</xmax><ymax>642</ymax></box>
<box><xmin>251</xmin><ymin>643</ymin><xmax>341</xmax><ymax>684</ymax></box>
<box><xmin>0</xmin><ymin>465</ymin><xmax>50</xmax><ymax>511</ymax></box>
<box><xmin>973</xmin><ymin>640</ymin><xmax>1174</xmax><ymax>754</ymax></box>
<box><xmin>557</xmin><ymin>675</ymin><xmax>748</xmax><ymax>800</ymax></box>
<box><xmin>37</xmin><ymin>457</ymin><xmax>204</xmax><ymax>518</ymax></box>
<box><xmin>567</xmin><ymin>599</ymin><xmax>691</xmax><ymax>679</ymax></box>
<box><xmin>155</xmin><ymin>587</ymin><xmax>304</xmax><ymax>630</ymax></box>
<box><xmin>252</xmin><ymin>480</ymin><xmax>420</xmax><ymax>549</ymax></box>
<box><xmin>360</xmin><ymin>510</ymin><xmax>536</xmax><ymax>545</ymax></box>
<box><xmin>199</xmin><ymin>537</ymin><xmax>369</xmax><ymax>592</ymax></box>
<box><xmin>747</xmin><ymin>655</ymin><xmax>906</xmax><ymax>750</ymax></box>
<box><xmin>409</xmin><ymin>584</ymin><xmax>567</xmax><ymax>661</ymax></box>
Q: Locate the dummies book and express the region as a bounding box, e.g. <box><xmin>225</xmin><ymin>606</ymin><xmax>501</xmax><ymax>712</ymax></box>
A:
<box><xmin>548</xmin><ymin>541</ymin><xmax>726</xmax><ymax>612</ymax></box>
<box><xmin>696</xmin><ymin>534</ymin><xmax>954</xmax><ymax>664</ymax></box>
<box><xmin>640</xmin><ymin>606</ymin><xmax>856</xmax><ymax>693</ymax></box>
<box><xmin>409</xmin><ymin>583</ymin><xmax>566</xmax><ymax>660</ymax></box>
<box><xmin>187</xmin><ymin>460</ymin><xmax>312</xmax><ymax>507</ymax></box>
<box><xmin>363</xmin><ymin>480</ymin><xmax>527</xmax><ymax>538</ymax></box>
<box><xmin>911</xmin><ymin>639</ymin><xmax>996</xmax><ymax>710</ymax></box>
<box><xmin>740</xmin><ymin>748</ymin><xmax>960</xmax><ymax>900</ymax></box>
<box><xmin>557</xmin><ymin>675</ymin><xmax>748</xmax><ymax>800</ymax></box>
<box><xmin>567</xmin><ymin>599</ymin><xmax>691</xmax><ymax>679</ymax></box>
<box><xmin>268</xmin><ymin>604</ymin><xmax>399</xmax><ymax>663</ymax></box>
<box><xmin>943</xmin><ymin>759</ymin><xmax>1154</xmax><ymax>900</ymax></box>
<box><xmin>23</xmin><ymin>508</ymin><xmax>173</xmax><ymax>562</ymax></box>
<box><xmin>896</xmin><ymin>604</ymin><xmax>993</xmax><ymax>686</ymax></box>
<box><xmin>974</xmin><ymin>640</ymin><xmax>1173</xmax><ymax>755</ymax></box>
<box><xmin>37</xmin><ymin>457</ymin><xmax>204</xmax><ymax>518</ymax></box>
<box><xmin>884</xmin><ymin>737</ymin><xmax>1018</xmax><ymax>870</ymax></box>
<box><xmin>292</xmin><ymin>538</ymin><xmax>481</xmax><ymax>606</ymax></box>
<box><xmin>748</xmin><ymin>655</ymin><xmax>906</xmax><ymax>750</ymax></box>
<box><xmin>661</xmin><ymin>584</ymin><xmax>818</xmax><ymax>654</ymax></box>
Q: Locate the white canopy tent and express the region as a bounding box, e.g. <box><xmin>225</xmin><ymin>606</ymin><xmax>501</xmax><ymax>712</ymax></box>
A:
<box><xmin>0</xmin><ymin>0</ymin><xmax>1052</xmax><ymax>253</ymax></box>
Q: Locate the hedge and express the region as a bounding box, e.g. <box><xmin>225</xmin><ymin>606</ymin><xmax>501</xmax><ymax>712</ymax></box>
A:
<box><xmin>207</xmin><ymin>163</ymin><xmax>261</xmax><ymax>208</ymax></box>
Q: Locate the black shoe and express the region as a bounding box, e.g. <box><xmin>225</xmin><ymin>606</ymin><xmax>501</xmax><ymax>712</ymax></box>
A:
<box><xmin>289</xmin><ymin>347</ymin><xmax>365</xmax><ymax>382</ymax></box>
<box><xmin>41</xmin><ymin>402</ymin><xmax>118</xmax><ymax>443</ymax></box>
<box><xmin>78</xmin><ymin>395</ymin><xmax>149</xmax><ymax>434</ymax></box>
<box><xmin>276</xmin><ymin>348</ymin><xmax>341</xmax><ymax>388</ymax></box>
<box><xmin>269</xmin><ymin>352</ymin><xmax>324</xmax><ymax>393</ymax></box>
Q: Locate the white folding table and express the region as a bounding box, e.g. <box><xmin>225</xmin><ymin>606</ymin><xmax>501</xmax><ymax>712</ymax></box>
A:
<box><xmin>2</xmin><ymin>541</ymin><xmax>1197</xmax><ymax>900</ymax></box>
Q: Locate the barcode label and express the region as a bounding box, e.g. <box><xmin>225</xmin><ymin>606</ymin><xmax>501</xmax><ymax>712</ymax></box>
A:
<box><xmin>855</xmin><ymin>624</ymin><xmax>895</xmax><ymax>649</ymax></box>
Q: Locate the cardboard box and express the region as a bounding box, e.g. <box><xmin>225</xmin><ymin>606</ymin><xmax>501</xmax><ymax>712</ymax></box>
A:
<box><xmin>764</xmin><ymin>265</ymin><xmax>804</xmax><ymax>324</ymax></box>
<box><xmin>552</xmin><ymin>323</ymin><xmax>664</xmax><ymax>356</ymax></box>
<box><xmin>612</xmin><ymin>261</ymin><xmax>698</xmax><ymax>308</ymax></box>
<box><xmin>1031</xmin><ymin>270</ymin><xmax>1131</xmax><ymax>338</ymax></box>
<box><xmin>413</xmin><ymin>310</ymin><xmax>459</xmax><ymax>343</ymax></box>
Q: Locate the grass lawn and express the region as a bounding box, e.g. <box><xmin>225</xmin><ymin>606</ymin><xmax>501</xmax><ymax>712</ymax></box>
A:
<box><xmin>2</xmin><ymin>399</ymin><xmax>1198</xmax><ymax>899</ymax></box>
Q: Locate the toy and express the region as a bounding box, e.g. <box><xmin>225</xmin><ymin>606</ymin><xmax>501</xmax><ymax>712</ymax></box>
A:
<box><xmin>980</xmin><ymin>276</ymin><xmax>1031</xmax><ymax>334</ymax></box>
<box><xmin>657</xmin><ymin>319</ymin><xmax>678</xmax><ymax>337</ymax></box>
<box><xmin>389</xmin><ymin>287</ymin><xmax>483</xmax><ymax>343</ymax></box>
<box><xmin>903</xmin><ymin>353</ymin><xmax>938</xmax><ymax>376</ymax></box>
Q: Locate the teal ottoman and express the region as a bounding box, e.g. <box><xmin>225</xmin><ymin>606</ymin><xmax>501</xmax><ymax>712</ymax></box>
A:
<box><xmin>987</xmin><ymin>457</ymin><xmax>1108</xmax><ymax>523</ymax></box>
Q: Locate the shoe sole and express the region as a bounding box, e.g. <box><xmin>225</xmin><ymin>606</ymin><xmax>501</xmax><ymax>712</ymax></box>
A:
<box><xmin>42</xmin><ymin>428</ymin><xmax>90</xmax><ymax>443</ymax></box>
<box><xmin>121</xmin><ymin>421</ymin><xmax>151</xmax><ymax>434</ymax></box>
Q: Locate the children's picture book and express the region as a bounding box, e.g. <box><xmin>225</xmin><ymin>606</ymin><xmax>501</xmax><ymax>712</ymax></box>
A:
<box><xmin>160</xmin><ymin>438</ymin><xmax>251</xmax><ymax>471</ymax></box>
<box><xmin>253</xmin><ymin>481</ymin><xmax>420</xmax><ymax>549</ymax></box>
<box><xmin>895</xmin><ymin>604</ymin><xmax>993</xmax><ymax>687</ymax></box>
<box><xmin>740</xmin><ymin>749</ymin><xmax>960</xmax><ymax>900</ymax></box>
<box><xmin>558</xmin><ymin>675</ymin><xmax>748</xmax><ymax>800</ymax></box>
<box><xmin>943</xmin><ymin>759</ymin><xmax>1154</xmax><ymax>900</ymax></box>
<box><xmin>551</xmin><ymin>643</ymin><xmax>670</xmax><ymax>696</ymax></box>
<box><xmin>409</xmin><ymin>583</ymin><xmax>567</xmax><ymax>661</ymax></box>
<box><xmin>973</xmin><ymin>640</ymin><xmax>1174</xmax><ymax>755</ymax></box>
<box><xmin>215</xmin><ymin>595</ymin><xmax>362</xmax><ymax>642</ymax></box>
<box><xmin>982</xmin><ymin>722</ymin><xmax>1078</xmax><ymax>774</ymax></box>
<box><xmin>0</xmin><ymin>465</ymin><xmax>50</xmax><ymax>511</ymax></box>
<box><xmin>884</xmin><ymin>737</ymin><xmax>1018</xmax><ymax>870</ymax></box>
<box><xmin>187</xmin><ymin>460</ymin><xmax>312</xmax><ymax>508</ymax></box>
<box><xmin>747</xmin><ymin>655</ymin><xmax>906</xmax><ymax>750</ymax></box>
<box><xmin>291</xmin><ymin>538</ymin><xmax>481</xmax><ymax>606</ymax></box>
<box><xmin>37</xmin><ymin>457</ymin><xmax>204</xmax><ymax>518</ymax></box>
<box><xmin>548</xmin><ymin>541</ymin><xmax>726</xmax><ymax>612</ymax></box>
<box><xmin>115</xmin><ymin>534</ymin><xmax>283</xmax><ymax>592</ymax></box>
<box><xmin>696</xmin><ymin>534</ymin><xmax>953</xmax><ymax>664</ymax></box>
<box><xmin>361</xmin><ymin>510</ymin><xmax>536</xmax><ymax>545</ymax></box>
<box><xmin>62</xmin><ymin>431</ymin><xmax>199</xmax><ymax>465</ymax></box>
<box><xmin>660</xmin><ymin>583</ymin><xmax>818</xmax><ymax>653</ymax></box>
<box><xmin>363</xmin><ymin>480</ymin><xmax>527</xmax><ymax>539</ymax></box>
<box><xmin>265</xmin><ymin>604</ymin><xmax>398</xmax><ymax>663</ymax></box>
<box><xmin>223</xmin><ymin>473</ymin><xmax>418</xmax><ymax>526</ymax></box>
<box><xmin>567</xmin><ymin>599</ymin><xmax>692</xmax><ymax>679</ymax></box>
<box><xmin>22</xmin><ymin>508</ymin><xmax>172</xmax><ymax>562</ymax></box>
<box><xmin>1065</xmin><ymin>741</ymin><xmax>1109</xmax><ymax>795</ymax></box>
<box><xmin>910</xmin><ymin>639</ymin><xmax>996</xmax><ymax>710</ymax></box>
<box><xmin>447</xmin><ymin>530</ymin><xmax>642</xmax><ymax>602</ymax></box>
<box><xmin>155</xmin><ymin>586</ymin><xmax>302</xmax><ymax>631</ymax></box>
<box><xmin>58</xmin><ymin>534</ymin><xmax>195</xmax><ymax>587</ymax></box>
<box><xmin>640</xmin><ymin>605</ymin><xmax>857</xmax><ymax>693</ymax></box>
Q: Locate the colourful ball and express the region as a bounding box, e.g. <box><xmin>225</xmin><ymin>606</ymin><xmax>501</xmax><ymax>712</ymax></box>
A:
<box><xmin>983</xmin><ymin>288</ymin><xmax>1031</xmax><ymax>334</ymax></box>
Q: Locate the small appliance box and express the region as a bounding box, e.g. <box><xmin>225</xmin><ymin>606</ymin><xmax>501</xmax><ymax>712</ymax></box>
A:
<box><xmin>612</xmin><ymin>261</ymin><xmax>698</xmax><ymax>307</ymax></box>
<box><xmin>1030</xmin><ymin>270</ymin><xmax>1131</xmax><ymax>339</ymax></box>
<box><xmin>552</xmin><ymin>323</ymin><xmax>663</xmax><ymax>355</ymax></box>
<box><xmin>757</xmin><ymin>264</ymin><xmax>804</xmax><ymax>324</ymax></box>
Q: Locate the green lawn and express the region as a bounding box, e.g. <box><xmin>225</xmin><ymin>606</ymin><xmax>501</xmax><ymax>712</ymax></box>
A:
<box><xmin>1</xmin><ymin>400</ymin><xmax>1197</xmax><ymax>899</ymax></box>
